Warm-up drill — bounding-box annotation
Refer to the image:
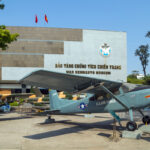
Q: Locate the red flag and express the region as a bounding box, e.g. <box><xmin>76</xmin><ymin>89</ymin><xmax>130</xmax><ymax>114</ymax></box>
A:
<box><xmin>35</xmin><ymin>15</ymin><xmax>38</xmax><ymax>23</ymax></box>
<box><xmin>45</xmin><ymin>14</ymin><xmax>48</xmax><ymax>23</ymax></box>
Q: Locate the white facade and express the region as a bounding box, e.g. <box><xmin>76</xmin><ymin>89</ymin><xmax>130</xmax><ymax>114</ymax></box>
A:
<box><xmin>2</xmin><ymin>29</ymin><xmax>127</xmax><ymax>82</ymax></box>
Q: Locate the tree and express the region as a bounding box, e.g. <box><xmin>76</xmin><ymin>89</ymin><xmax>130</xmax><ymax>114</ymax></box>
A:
<box><xmin>135</xmin><ymin>45</ymin><xmax>149</xmax><ymax>77</ymax></box>
<box><xmin>0</xmin><ymin>0</ymin><xmax>4</xmax><ymax>9</ymax></box>
<box><xmin>143</xmin><ymin>75</ymin><xmax>150</xmax><ymax>85</ymax></box>
<box><xmin>132</xmin><ymin>70</ymin><xmax>139</xmax><ymax>76</ymax></box>
<box><xmin>146</xmin><ymin>31</ymin><xmax>150</xmax><ymax>38</ymax></box>
<box><xmin>0</xmin><ymin>25</ymin><xmax>19</xmax><ymax>50</ymax></box>
<box><xmin>0</xmin><ymin>1</ymin><xmax>19</xmax><ymax>50</ymax></box>
<box><xmin>127</xmin><ymin>74</ymin><xmax>144</xmax><ymax>84</ymax></box>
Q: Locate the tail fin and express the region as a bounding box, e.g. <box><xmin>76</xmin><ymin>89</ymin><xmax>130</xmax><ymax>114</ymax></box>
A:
<box><xmin>49</xmin><ymin>90</ymin><xmax>75</xmax><ymax>111</ymax></box>
<box><xmin>49</xmin><ymin>90</ymin><xmax>67</xmax><ymax>110</ymax></box>
<box><xmin>49</xmin><ymin>90</ymin><xmax>59</xmax><ymax>110</ymax></box>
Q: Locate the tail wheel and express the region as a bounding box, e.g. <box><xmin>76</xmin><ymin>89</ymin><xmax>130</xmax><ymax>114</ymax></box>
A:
<box><xmin>126</xmin><ymin>121</ymin><xmax>137</xmax><ymax>131</ymax></box>
<box><xmin>142</xmin><ymin>115</ymin><xmax>150</xmax><ymax>124</ymax></box>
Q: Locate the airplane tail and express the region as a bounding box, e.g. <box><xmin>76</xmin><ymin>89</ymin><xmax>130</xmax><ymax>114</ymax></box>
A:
<box><xmin>49</xmin><ymin>89</ymin><xmax>91</xmax><ymax>113</ymax></box>
<box><xmin>49</xmin><ymin>90</ymin><xmax>67</xmax><ymax>111</ymax></box>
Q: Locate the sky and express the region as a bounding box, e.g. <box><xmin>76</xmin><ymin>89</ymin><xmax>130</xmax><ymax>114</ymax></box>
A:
<box><xmin>0</xmin><ymin>0</ymin><xmax>150</xmax><ymax>75</ymax></box>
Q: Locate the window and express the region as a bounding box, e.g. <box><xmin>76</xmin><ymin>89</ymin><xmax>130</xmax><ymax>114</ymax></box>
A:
<box><xmin>120</xmin><ymin>84</ymin><xmax>129</xmax><ymax>93</ymax></box>
<box><xmin>89</xmin><ymin>96</ymin><xmax>95</xmax><ymax>101</ymax></box>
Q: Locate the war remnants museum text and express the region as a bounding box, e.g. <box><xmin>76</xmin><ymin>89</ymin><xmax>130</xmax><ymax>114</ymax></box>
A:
<box><xmin>55</xmin><ymin>63</ymin><xmax>121</xmax><ymax>75</ymax></box>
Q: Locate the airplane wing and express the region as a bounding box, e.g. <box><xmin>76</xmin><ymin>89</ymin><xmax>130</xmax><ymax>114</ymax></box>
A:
<box><xmin>20</xmin><ymin>70</ymin><xmax>122</xmax><ymax>96</ymax></box>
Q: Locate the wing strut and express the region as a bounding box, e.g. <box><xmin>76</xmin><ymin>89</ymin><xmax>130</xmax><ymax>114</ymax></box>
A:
<box><xmin>100</xmin><ymin>84</ymin><xmax>129</xmax><ymax>110</ymax></box>
<box><xmin>75</xmin><ymin>84</ymin><xmax>98</xmax><ymax>94</ymax></box>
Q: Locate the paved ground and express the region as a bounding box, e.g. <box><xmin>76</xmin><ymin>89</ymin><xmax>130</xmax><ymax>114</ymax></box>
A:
<box><xmin>0</xmin><ymin>112</ymin><xmax>150</xmax><ymax>150</ymax></box>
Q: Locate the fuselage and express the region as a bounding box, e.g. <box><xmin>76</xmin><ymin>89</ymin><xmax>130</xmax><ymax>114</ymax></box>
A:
<box><xmin>56</xmin><ymin>88</ymin><xmax>150</xmax><ymax>114</ymax></box>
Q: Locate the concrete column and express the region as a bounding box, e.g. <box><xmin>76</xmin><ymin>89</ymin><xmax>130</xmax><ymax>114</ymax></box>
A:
<box><xmin>21</xmin><ymin>84</ymin><xmax>26</xmax><ymax>93</ymax></box>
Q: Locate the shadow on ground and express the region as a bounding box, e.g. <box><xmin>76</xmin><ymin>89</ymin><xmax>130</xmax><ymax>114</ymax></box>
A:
<box><xmin>28</xmin><ymin>113</ymin><xmax>111</xmax><ymax>119</ymax></box>
<box><xmin>98</xmin><ymin>133</ymin><xmax>111</xmax><ymax>138</ymax></box>
<box><xmin>0</xmin><ymin>116</ymin><xmax>32</xmax><ymax>121</ymax></box>
<box><xmin>24</xmin><ymin>119</ymin><xmax>125</xmax><ymax>140</ymax></box>
<box><xmin>142</xmin><ymin>137</ymin><xmax>150</xmax><ymax>142</ymax></box>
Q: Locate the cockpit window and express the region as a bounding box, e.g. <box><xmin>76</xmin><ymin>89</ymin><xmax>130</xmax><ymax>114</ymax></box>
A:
<box><xmin>113</xmin><ymin>90</ymin><xmax>120</xmax><ymax>95</ymax></box>
<box><xmin>129</xmin><ymin>86</ymin><xmax>150</xmax><ymax>92</ymax></box>
<box><xmin>121</xmin><ymin>85</ymin><xmax>129</xmax><ymax>93</ymax></box>
<box><xmin>89</xmin><ymin>96</ymin><xmax>95</xmax><ymax>101</ymax></box>
<box><xmin>120</xmin><ymin>83</ymin><xmax>149</xmax><ymax>93</ymax></box>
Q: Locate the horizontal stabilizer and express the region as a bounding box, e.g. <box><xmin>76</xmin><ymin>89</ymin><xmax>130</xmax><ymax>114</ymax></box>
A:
<box><xmin>43</xmin><ymin>110</ymin><xmax>60</xmax><ymax>114</ymax></box>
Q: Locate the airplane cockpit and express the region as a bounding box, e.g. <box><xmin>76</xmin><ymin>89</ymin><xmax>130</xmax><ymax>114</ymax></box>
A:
<box><xmin>120</xmin><ymin>83</ymin><xmax>150</xmax><ymax>93</ymax></box>
<box><xmin>89</xmin><ymin>83</ymin><xmax>150</xmax><ymax>102</ymax></box>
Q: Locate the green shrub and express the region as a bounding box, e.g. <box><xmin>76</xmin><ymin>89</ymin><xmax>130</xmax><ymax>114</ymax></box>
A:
<box><xmin>42</xmin><ymin>97</ymin><xmax>49</xmax><ymax>101</ymax></box>
<box><xmin>34</xmin><ymin>103</ymin><xmax>44</xmax><ymax>106</ymax></box>
<box><xmin>10</xmin><ymin>101</ymin><xmax>19</xmax><ymax>106</ymax></box>
<box><xmin>127</xmin><ymin>75</ymin><xmax>144</xmax><ymax>84</ymax></box>
<box><xmin>19</xmin><ymin>98</ymin><xmax>24</xmax><ymax>104</ymax></box>
<box><xmin>65</xmin><ymin>94</ymin><xmax>73</xmax><ymax>100</ymax></box>
<box><xmin>127</xmin><ymin>74</ymin><xmax>137</xmax><ymax>79</ymax></box>
<box><xmin>143</xmin><ymin>75</ymin><xmax>150</xmax><ymax>85</ymax></box>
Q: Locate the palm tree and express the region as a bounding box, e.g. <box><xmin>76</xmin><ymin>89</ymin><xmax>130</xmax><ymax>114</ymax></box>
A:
<box><xmin>0</xmin><ymin>0</ymin><xmax>4</xmax><ymax>9</ymax></box>
<box><xmin>135</xmin><ymin>45</ymin><xmax>149</xmax><ymax>77</ymax></box>
<box><xmin>146</xmin><ymin>32</ymin><xmax>150</xmax><ymax>38</ymax></box>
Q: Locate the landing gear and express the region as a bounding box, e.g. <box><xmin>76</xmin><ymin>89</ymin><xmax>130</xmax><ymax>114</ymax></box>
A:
<box><xmin>126</xmin><ymin>121</ymin><xmax>137</xmax><ymax>131</ymax></box>
<box><xmin>138</xmin><ymin>110</ymin><xmax>150</xmax><ymax>125</ymax></box>
<box><xmin>44</xmin><ymin>115</ymin><xmax>55</xmax><ymax>123</ymax></box>
<box><xmin>142</xmin><ymin>115</ymin><xmax>150</xmax><ymax>125</ymax></box>
<box><xmin>126</xmin><ymin>109</ymin><xmax>137</xmax><ymax>131</ymax></box>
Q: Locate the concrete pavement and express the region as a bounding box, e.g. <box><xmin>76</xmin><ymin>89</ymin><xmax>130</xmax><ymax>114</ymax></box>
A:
<box><xmin>0</xmin><ymin>112</ymin><xmax>150</xmax><ymax>150</ymax></box>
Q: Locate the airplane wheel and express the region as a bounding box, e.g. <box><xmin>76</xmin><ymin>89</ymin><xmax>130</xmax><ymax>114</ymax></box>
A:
<box><xmin>142</xmin><ymin>116</ymin><xmax>150</xmax><ymax>124</ymax></box>
<box><xmin>126</xmin><ymin>121</ymin><xmax>137</xmax><ymax>131</ymax></box>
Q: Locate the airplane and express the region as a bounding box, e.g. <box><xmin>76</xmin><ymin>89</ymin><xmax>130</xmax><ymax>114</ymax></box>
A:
<box><xmin>0</xmin><ymin>90</ymin><xmax>34</xmax><ymax>102</ymax></box>
<box><xmin>20</xmin><ymin>70</ymin><xmax>150</xmax><ymax>131</ymax></box>
<box><xmin>26</xmin><ymin>89</ymin><xmax>83</xmax><ymax>112</ymax></box>
<box><xmin>25</xmin><ymin>88</ymin><xmax>49</xmax><ymax>103</ymax></box>
<box><xmin>26</xmin><ymin>88</ymin><xmax>82</xmax><ymax>104</ymax></box>
<box><xmin>0</xmin><ymin>90</ymin><xmax>34</xmax><ymax>112</ymax></box>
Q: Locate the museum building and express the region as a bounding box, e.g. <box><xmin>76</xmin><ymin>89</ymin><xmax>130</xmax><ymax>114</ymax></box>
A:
<box><xmin>0</xmin><ymin>26</ymin><xmax>127</xmax><ymax>90</ymax></box>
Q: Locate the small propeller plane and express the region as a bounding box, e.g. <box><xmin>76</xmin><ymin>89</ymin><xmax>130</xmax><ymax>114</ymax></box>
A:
<box><xmin>25</xmin><ymin>88</ymin><xmax>49</xmax><ymax>103</ymax></box>
<box><xmin>20</xmin><ymin>70</ymin><xmax>150</xmax><ymax>131</ymax></box>
<box><xmin>0</xmin><ymin>91</ymin><xmax>34</xmax><ymax>112</ymax></box>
